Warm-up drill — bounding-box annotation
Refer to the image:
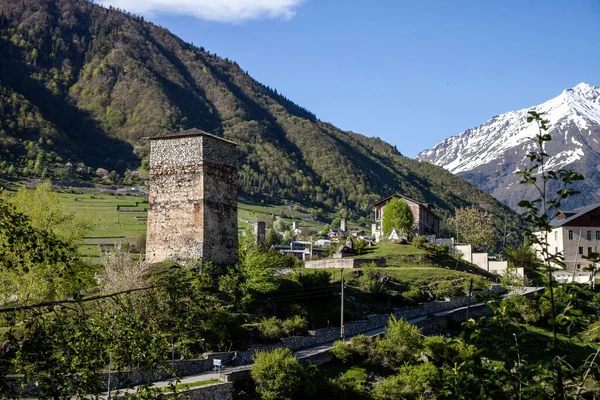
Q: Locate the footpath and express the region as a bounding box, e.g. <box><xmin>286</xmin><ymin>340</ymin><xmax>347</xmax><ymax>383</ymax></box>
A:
<box><xmin>107</xmin><ymin>286</ymin><xmax>542</xmax><ymax>397</ymax></box>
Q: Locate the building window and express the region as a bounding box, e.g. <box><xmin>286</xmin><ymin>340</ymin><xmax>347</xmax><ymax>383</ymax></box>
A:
<box><xmin>569</xmin><ymin>230</ymin><xmax>574</xmax><ymax>240</ymax></box>
<box><xmin>555</xmin><ymin>231</ymin><xmax>558</xmax><ymax>241</ymax></box>
<box><xmin>579</xmin><ymin>247</ymin><xmax>584</xmax><ymax>255</ymax></box>
<box><xmin>555</xmin><ymin>247</ymin><xmax>558</xmax><ymax>255</ymax></box>
<box><xmin>589</xmin><ymin>247</ymin><xmax>593</xmax><ymax>255</ymax></box>
<box><xmin>597</xmin><ymin>231</ymin><xmax>600</xmax><ymax>240</ymax></box>
<box><xmin>588</xmin><ymin>231</ymin><xmax>592</xmax><ymax>240</ymax></box>
<box><xmin>577</xmin><ymin>264</ymin><xmax>581</xmax><ymax>270</ymax></box>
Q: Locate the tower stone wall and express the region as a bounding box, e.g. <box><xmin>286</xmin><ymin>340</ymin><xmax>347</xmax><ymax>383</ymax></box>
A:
<box><xmin>146</xmin><ymin>129</ymin><xmax>238</xmax><ymax>266</ymax></box>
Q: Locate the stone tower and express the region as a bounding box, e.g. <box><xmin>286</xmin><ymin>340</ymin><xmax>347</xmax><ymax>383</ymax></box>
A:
<box><xmin>146</xmin><ymin>128</ymin><xmax>238</xmax><ymax>266</ymax></box>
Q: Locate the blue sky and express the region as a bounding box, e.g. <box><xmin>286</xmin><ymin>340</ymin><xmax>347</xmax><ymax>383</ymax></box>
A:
<box><xmin>101</xmin><ymin>0</ymin><xmax>600</xmax><ymax>158</ymax></box>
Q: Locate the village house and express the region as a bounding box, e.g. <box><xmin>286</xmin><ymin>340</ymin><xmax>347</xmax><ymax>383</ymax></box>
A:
<box><xmin>536</xmin><ymin>202</ymin><xmax>600</xmax><ymax>272</ymax></box>
<box><xmin>371</xmin><ymin>194</ymin><xmax>440</xmax><ymax>242</ymax></box>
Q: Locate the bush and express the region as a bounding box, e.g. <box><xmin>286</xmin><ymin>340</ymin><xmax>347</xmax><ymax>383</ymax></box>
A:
<box><xmin>432</xmin><ymin>280</ymin><xmax>463</xmax><ymax>300</ymax></box>
<box><xmin>329</xmin><ymin>366</ymin><xmax>370</xmax><ymax>399</ymax></box>
<box><xmin>331</xmin><ymin>340</ymin><xmax>354</xmax><ymax>363</ymax></box>
<box><xmin>251</xmin><ymin>348</ymin><xmax>306</xmax><ymax>400</ymax></box>
<box><xmin>424</xmin><ymin>336</ymin><xmax>457</xmax><ymax>365</ymax></box>
<box><xmin>292</xmin><ymin>270</ymin><xmax>331</xmax><ymax>288</ymax></box>
<box><xmin>436</xmin><ymin>243</ymin><xmax>450</xmax><ymax>255</ymax></box>
<box><xmin>372</xmin><ymin>362</ymin><xmax>439</xmax><ymax>399</ymax></box>
<box><xmin>349</xmin><ymin>334</ymin><xmax>371</xmax><ymax>358</ymax></box>
<box><xmin>361</xmin><ymin>262</ymin><xmax>389</xmax><ymax>294</ymax></box>
<box><xmin>372</xmin><ymin>316</ymin><xmax>424</xmax><ymax>370</ymax></box>
<box><xmin>258</xmin><ymin>317</ymin><xmax>285</xmax><ymax>340</ymax></box>
<box><xmin>402</xmin><ymin>286</ymin><xmax>425</xmax><ymax>304</ymax></box>
<box><xmin>412</xmin><ymin>236</ymin><xmax>428</xmax><ymax>248</ymax></box>
<box><xmin>282</xmin><ymin>315</ymin><xmax>308</xmax><ymax>336</ymax></box>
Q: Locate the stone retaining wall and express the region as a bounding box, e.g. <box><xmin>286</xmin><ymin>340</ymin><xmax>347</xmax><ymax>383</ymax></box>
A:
<box><xmin>164</xmin><ymin>382</ymin><xmax>233</xmax><ymax>400</ymax></box>
<box><xmin>305</xmin><ymin>258</ymin><xmax>386</xmax><ymax>269</ymax></box>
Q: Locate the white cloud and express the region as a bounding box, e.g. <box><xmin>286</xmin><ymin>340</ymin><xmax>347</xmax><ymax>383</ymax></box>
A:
<box><xmin>98</xmin><ymin>0</ymin><xmax>304</xmax><ymax>23</ymax></box>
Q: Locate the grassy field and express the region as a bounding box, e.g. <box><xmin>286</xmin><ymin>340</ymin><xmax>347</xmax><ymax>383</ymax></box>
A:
<box><xmin>59</xmin><ymin>193</ymin><xmax>339</xmax><ymax>258</ymax></box>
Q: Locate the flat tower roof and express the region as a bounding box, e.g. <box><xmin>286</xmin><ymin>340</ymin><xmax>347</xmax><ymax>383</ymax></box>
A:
<box><xmin>148</xmin><ymin>128</ymin><xmax>237</xmax><ymax>145</ymax></box>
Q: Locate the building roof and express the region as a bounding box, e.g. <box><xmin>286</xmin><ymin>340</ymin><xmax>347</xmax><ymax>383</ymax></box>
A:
<box><xmin>148</xmin><ymin>128</ymin><xmax>237</xmax><ymax>145</ymax></box>
<box><xmin>372</xmin><ymin>194</ymin><xmax>440</xmax><ymax>219</ymax></box>
<box><xmin>550</xmin><ymin>202</ymin><xmax>600</xmax><ymax>227</ymax></box>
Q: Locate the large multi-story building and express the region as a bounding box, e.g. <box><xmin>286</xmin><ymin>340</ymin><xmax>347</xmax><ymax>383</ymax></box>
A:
<box><xmin>371</xmin><ymin>194</ymin><xmax>440</xmax><ymax>242</ymax></box>
<box><xmin>538</xmin><ymin>203</ymin><xmax>600</xmax><ymax>271</ymax></box>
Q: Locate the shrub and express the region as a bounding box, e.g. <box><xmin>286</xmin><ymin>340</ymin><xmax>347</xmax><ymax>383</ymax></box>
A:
<box><xmin>258</xmin><ymin>317</ymin><xmax>285</xmax><ymax>340</ymax></box>
<box><xmin>436</xmin><ymin>243</ymin><xmax>450</xmax><ymax>255</ymax></box>
<box><xmin>412</xmin><ymin>235</ymin><xmax>428</xmax><ymax>248</ymax></box>
<box><xmin>424</xmin><ymin>336</ymin><xmax>457</xmax><ymax>365</ymax></box>
<box><xmin>292</xmin><ymin>270</ymin><xmax>331</xmax><ymax>288</ymax></box>
<box><xmin>331</xmin><ymin>340</ymin><xmax>354</xmax><ymax>363</ymax></box>
<box><xmin>330</xmin><ymin>366</ymin><xmax>370</xmax><ymax>398</ymax></box>
<box><xmin>372</xmin><ymin>316</ymin><xmax>424</xmax><ymax>370</ymax></box>
<box><xmin>251</xmin><ymin>348</ymin><xmax>305</xmax><ymax>400</ymax></box>
<box><xmin>282</xmin><ymin>315</ymin><xmax>308</xmax><ymax>337</ymax></box>
<box><xmin>372</xmin><ymin>362</ymin><xmax>439</xmax><ymax>399</ymax></box>
<box><xmin>361</xmin><ymin>262</ymin><xmax>389</xmax><ymax>294</ymax></box>
<box><xmin>432</xmin><ymin>280</ymin><xmax>463</xmax><ymax>300</ymax></box>
<box><xmin>349</xmin><ymin>334</ymin><xmax>372</xmax><ymax>358</ymax></box>
<box><xmin>504</xmin><ymin>294</ymin><xmax>543</xmax><ymax>324</ymax></box>
<box><xmin>402</xmin><ymin>286</ymin><xmax>425</xmax><ymax>304</ymax></box>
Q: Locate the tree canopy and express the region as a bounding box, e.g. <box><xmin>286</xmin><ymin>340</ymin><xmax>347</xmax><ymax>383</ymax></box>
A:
<box><xmin>382</xmin><ymin>197</ymin><xmax>414</xmax><ymax>237</ymax></box>
<box><xmin>448</xmin><ymin>206</ymin><xmax>496</xmax><ymax>250</ymax></box>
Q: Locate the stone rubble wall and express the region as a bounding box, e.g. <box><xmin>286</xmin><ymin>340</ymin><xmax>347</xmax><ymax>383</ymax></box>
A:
<box><xmin>164</xmin><ymin>382</ymin><xmax>233</xmax><ymax>400</ymax></box>
<box><xmin>305</xmin><ymin>258</ymin><xmax>386</xmax><ymax>269</ymax></box>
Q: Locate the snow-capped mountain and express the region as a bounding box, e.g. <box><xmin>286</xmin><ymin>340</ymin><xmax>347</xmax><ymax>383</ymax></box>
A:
<box><xmin>416</xmin><ymin>83</ymin><xmax>600</xmax><ymax>210</ymax></box>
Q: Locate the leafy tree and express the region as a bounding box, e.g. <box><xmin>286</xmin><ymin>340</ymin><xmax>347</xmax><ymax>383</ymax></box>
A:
<box><xmin>448</xmin><ymin>206</ymin><xmax>496</xmax><ymax>250</ymax></box>
<box><xmin>5</xmin><ymin>181</ymin><xmax>93</xmax><ymax>245</ymax></box>
<box><xmin>382</xmin><ymin>197</ymin><xmax>414</xmax><ymax>238</ymax></box>
<box><xmin>0</xmin><ymin>195</ymin><xmax>92</xmax><ymax>304</ymax></box>
<box><xmin>265</xmin><ymin>227</ymin><xmax>282</xmax><ymax>247</ymax></box>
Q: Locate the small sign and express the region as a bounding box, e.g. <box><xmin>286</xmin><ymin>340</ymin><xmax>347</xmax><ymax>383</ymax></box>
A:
<box><xmin>213</xmin><ymin>359</ymin><xmax>222</xmax><ymax>366</ymax></box>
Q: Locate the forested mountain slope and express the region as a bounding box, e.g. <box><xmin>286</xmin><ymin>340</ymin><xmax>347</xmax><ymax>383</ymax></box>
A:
<box><xmin>0</xmin><ymin>0</ymin><xmax>523</xmax><ymax>238</ymax></box>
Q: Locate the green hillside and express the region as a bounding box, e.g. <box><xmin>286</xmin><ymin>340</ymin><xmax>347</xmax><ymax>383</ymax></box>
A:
<box><xmin>0</xmin><ymin>0</ymin><xmax>524</xmax><ymax>245</ymax></box>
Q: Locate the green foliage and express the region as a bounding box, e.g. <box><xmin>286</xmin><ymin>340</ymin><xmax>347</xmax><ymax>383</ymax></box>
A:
<box><xmin>0</xmin><ymin>195</ymin><xmax>93</xmax><ymax>305</ymax></box>
<box><xmin>258</xmin><ymin>316</ymin><xmax>285</xmax><ymax>340</ymax></box>
<box><xmin>292</xmin><ymin>269</ymin><xmax>331</xmax><ymax>288</ymax></box>
<box><xmin>372</xmin><ymin>315</ymin><xmax>424</xmax><ymax>370</ymax></box>
<box><xmin>360</xmin><ymin>262</ymin><xmax>390</xmax><ymax>294</ymax></box>
<box><xmin>503</xmin><ymin>244</ymin><xmax>543</xmax><ymax>282</ymax></box>
<box><xmin>328</xmin><ymin>366</ymin><xmax>370</xmax><ymax>399</ymax></box>
<box><xmin>448</xmin><ymin>205</ymin><xmax>496</xmax><ymax>250</ymax></box>
<box><xmin>5</xmin><ymin>182</ymin><xmax>94</xmax><ymax>245</ymax></box>
<box><xmin>258</xmin><ymin>315</ymin><xmax>308</xmax><ymax>339</ymax></box>
<box><xmin>382</xmin><ymin>197</ymin><xmax>414</xmax><ymax>237</ymax></box>
<box><xmin>412</xmin><ymin>235</ymin><xmax>428</xmax><ymax>248</ymax></box>
<box><xmin>372</xmin><ymin>362</ymin><xmax>439</xmax><ymax>400</ymax></box>
<box><xmin>331</xmin><ymin>341</ymin><xmax>354</xmax><ymax>363</ymax></box>
<box><xmin>251</xmin><ymin>348</ymin><xmax>314</xmax><ymax>400</ymax></box>
<box><xmin>401</xmin><ymin>285</ymin><xmax>425</xmax><ymax>304</ymax></box>
<box><xmin>282</xmin><ymin>315</ymin><xmax>308</xmax><ymax>337</ymax></box>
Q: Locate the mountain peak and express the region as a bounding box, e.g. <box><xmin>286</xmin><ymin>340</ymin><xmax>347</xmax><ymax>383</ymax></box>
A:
<box><xmin>563</xmin><ymin>82</ymin><xmax>600</xmax><ymax>102</ymax></box>
<box><xmin>417</xmin><ymin>81</ymin><xmax>600</xmax><ymax>209</ymax></box>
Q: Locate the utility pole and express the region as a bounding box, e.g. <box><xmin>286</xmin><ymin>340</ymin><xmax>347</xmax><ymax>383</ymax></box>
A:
<box><xmin>340</xmin><ymin>268</ymin><xmax>345</xmax><ymax>342</ymax></box>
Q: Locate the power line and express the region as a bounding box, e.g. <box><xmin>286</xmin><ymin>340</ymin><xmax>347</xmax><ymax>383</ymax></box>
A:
<box><xmin>0</xmin><ymin>285</ymin><xmax>163</xmax><ymax>313</ymax></box>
